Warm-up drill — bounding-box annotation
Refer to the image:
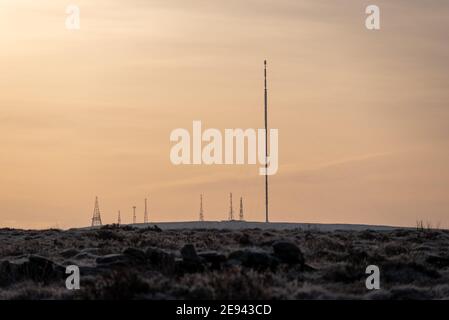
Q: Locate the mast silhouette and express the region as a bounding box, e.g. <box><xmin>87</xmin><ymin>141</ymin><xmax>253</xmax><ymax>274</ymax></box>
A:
<box><xmin>91</xmin><ymin>196</ymin><xmax>102</xmax><ymax>227</ymax></box>
<box><xmin>199</xmin><ymin>194</ymin><xmax>204</xmax><ymax>222</ymax></box>
<box><xmin>239</xmin><ymin>196</ymin><xmax>244</xmax><ymax>221</ymax></box>
<box><xmin>144</xmin><ymin>198</ymin><xmax>148</xmax><ymax>223</ymax></box>
<box><xmin>132</xmin><ymin>206</ymin><xmax>136</xmax><ymax>224</ymax></box>
<box><xmin>229</xmin><ymin>193</ymin><xmax>234</xmax><ymax>221</ymax></box>
<box><xmin>264</xmin><ymin>60</ymin><xmax>269</xmax><ymax>223</ymax></box>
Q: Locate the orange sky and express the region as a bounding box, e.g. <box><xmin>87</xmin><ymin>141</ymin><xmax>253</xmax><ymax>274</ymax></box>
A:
<box><xmin>1</xmin><ymin>0</ymin><xmax>448</xmax><ymax>229</ymax></box>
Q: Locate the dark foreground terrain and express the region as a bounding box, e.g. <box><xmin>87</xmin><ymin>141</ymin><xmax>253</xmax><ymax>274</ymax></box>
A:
<box><xmin>1</xmin><ymin>225</ymin><xmax>449</xmax><ymax>299</ymax></box>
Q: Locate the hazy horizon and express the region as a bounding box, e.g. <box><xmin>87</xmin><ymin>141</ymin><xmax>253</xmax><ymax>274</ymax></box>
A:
<box><xmin>1</xmin><ymin>0</ymin><xmax>449</xmax><ymax>229</ymax></box>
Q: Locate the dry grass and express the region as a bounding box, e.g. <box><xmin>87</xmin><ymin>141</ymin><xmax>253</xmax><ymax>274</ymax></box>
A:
<box><xmin>0</xmin><ymin>226</ymin><xmax>448</xmax><ymax>299</ymax></box>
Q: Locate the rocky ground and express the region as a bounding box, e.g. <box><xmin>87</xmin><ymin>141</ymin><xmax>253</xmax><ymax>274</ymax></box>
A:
<box><xmin>1</xmin><ymin>225</ymin><xmax>449</xmax><ymax>299</ymax></box>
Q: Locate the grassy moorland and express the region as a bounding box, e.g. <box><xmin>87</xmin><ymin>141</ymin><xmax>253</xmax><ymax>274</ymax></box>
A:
<box><xmin>0</xmin><ymin>225</ymin><xmax>448</xmax><ymax>299</ymax></box>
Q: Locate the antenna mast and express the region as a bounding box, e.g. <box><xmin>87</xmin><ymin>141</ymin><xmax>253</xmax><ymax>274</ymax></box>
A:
<box><xmin>199</xmin><ymin>194</ymin><xmax>204</xmax><ymax>222</ymax></box>
<box><xmin>264</xmin><ymin>60</ymin><xmax>269</xmax><ymax>223</ymax></box>
<box><xmin>239</xmin><ymin>197</ymin><xmax>244</xmax><ymax>221</ymax></box>
<box><xmin>144</xmin><ymin>198</ymin><xmax>148</xmax><ymax>223</ymax></box>
<box><xmin>132</xmin><ymin>206</ymin><xmax>136</xmax><ymax>224</ymax></box>
<box><xmin>91</xmin><ymin>196</ymin><xmax>102</xmax><ymax>227</ymax></box>
<box><xmin>117</xmin><ymin>210</ymin><xmax>121</xmax><ymax>226</ymax></box>
<box><xmin>228</xmin><ymin>193</ymin><xmax>234</xmax><ymax>221</ymax></box>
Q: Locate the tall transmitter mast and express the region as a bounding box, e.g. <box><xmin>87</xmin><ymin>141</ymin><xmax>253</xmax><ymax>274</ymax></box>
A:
<box><xmin>144</xmin><ymin>198</ymin><xmax>148</xmax><ymax>223</ymax></box>
<box><xmin>264</xmin><ymin>60</ymin><xmax>269</xmax><ymax>223</ymax></box>
<box><xmin>199</xmin><ymin>194</ymin><xmax>204</xmax><ymax>222</ymax></box>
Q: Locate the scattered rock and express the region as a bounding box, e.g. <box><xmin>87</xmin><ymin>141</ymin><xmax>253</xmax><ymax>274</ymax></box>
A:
<box><xmin>178</xmin><ymin>244</ymin><xmax>204</xmax><ymax>273</ymax></box>
<box><xmin>145</xmin><ymin>247</ymin><xmax>176</xmax><ymax>272</ymax></box>
<box><xmin>77</xmin><ymin>265</ymin><xmax>100</xmax><ymax>276</ymax></box>
<box><xmin>228</xmin><ymin>249</ymin><xmax>278</xmax><ymax>270</ymax></box>
<box><xmin>199</xmin><ymin>251</ymin><xmax>226</xmax><ymax>264</ymax></box>
<box><xmin>82</xmin><ymin>248</ymin><xmax>101</xmax><ymax>254</ymax></box>
<box><xmin>181</xmin><ymin>244</ymin><xmax>200</xmax><ymax>262</ymax></box>
<box><xmin>272</xmin><ymin>241</ymin><xmax>304</xmax><ymax>265</ymax></box>
<box><xmin>0</xmin><ymin>260</ymin><xmax>14</xmax><ymax>285</ymax></box>
<box><xmin>139</xmin><ymin>225</ymin><xmax>163</xmax><ymax>233</ymax></box>
<box><xmin>95</xmin><ymin>230</ymin><xmax>123</xmax><ymax>241</ymax></box>
<box><xmin>73</xmin><ymin>252</ymin><xmax>98</xmax><ymax>260</ymax></box>
<box><xmin>26</xmin><ymin>255</ymin><xmax>65</xmax><ymax>281</ymax></box>
<box><xmin>303</xmin><ymin>263</ymin><xmax>318</xmax><ymax>272</ymax></box>
<box><xmin>2</xmin><ymin>227</ymin><xmax>449</xmax><ymax>299</ymax></box>
<box><xmin>123</xmin><ymin>247</ymin><xmax>146</xmax><ymax>263</ymax></box>
<box><xmin>0</xmin><ymin>255</ymin><xmax>65</xmax><ymax>284</ymax></box>
<box><xmin>96</xmin><ymin>254</ymin><xmax>128</xmax><ymax>265</ymax></box>
<box><xmin>0</xmin><ymin>258</ymin><xmax>30</xmax><ymax>285</ymax></box>
<box><xmin>199</xmin><ymin>251</ymin><xmax>226</xmax><ymax>269</ymax></box>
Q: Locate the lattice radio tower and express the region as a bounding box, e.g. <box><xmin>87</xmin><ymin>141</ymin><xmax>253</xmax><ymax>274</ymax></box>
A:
<box><xmin>144</xmin><ymin>198</ymin><xmax>149</xmax><ymax>223</ymax></box>
<box><xmin>228</xmin><ymin>193</ymin><xmax>234</xmax><ymax>221</ymax></box>
<box><xmin>239</xmin><ymin>197</ymin><xmax>244</xmax><ymax>221</ymax></box>
<box><xmin>199</xmin><ymin>194</ymin><xmax>204</xmax><ymax>222</ymax></box>
<box><xmin>132</xmin><ymin>206</ymin><xmax>136</xmax><ymax>224</ymax></box>
<box><xmin>91</xmin><ymin>196</ymin><xmax>102</xmax><ymax>227</ymax></box>
<box><xmin>117</xmin><ymin>210</ymin><xmax>121</xmax><ymax>226</ymax></box>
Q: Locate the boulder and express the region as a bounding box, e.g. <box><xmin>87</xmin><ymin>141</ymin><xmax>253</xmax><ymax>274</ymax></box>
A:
<box><xmin>199</xmin><ymin>251</ymin><xmax>226</xmax><ymax>264</ymax></box>
<box><xmin>0</xmin><ymin>260</ymin><xmax>14</xmax><ymax>285</ymax></box>
<box><xmin>1</xmin><ymin>255</ymin><xmax>65</xmax><ymax>284</ymax></box>
<box><xmin>272</xmin><ymin>241</ymin><xmax>304</xmax><ymax>265</ymax></box>
<box><xmin>73</xmin><ymin>252</ymin><xmax>98</xmax><ymax>260</ymax></box>
<box><xmin>123</xmin><ymin>247</ymin><xmax>147</xmax><ymax>263</ymax></box>
<box><xmin>145</xmin><ymin>247</ymin><xmax>175</xmax><ymax>271</ymax></box>
<box><xmin>81</xmin><ymin>248</ymin><xmax>101</xmax><ymax>255</ymax></box>
<box><xmin>178</xmin><ymin>244</ymin><xmax>204</xmax><ymax>273</ymax></box>
<box><xmin>228</xmin><ymin>249</ymin><xmax>278</xmax><ymax>270</ymax></box>
<box><xmin>26</xmin><ymin>255</ymin><xmax>65</xmax><ymax>282</ymax></box>
<box><xmin>77</xmin><ymin>265</ymin><xmax>100</xmax><ymax>276</ymax></box>
<box><xmin>96</xmin><ymin>254</ymin><xmax>128</xmax><ymax>265</ymax></box>
<box><xmin>199</xmin><ymin>251</ymin><xmax>226</xmax><ymax>269</ymax></box>
<box><xmin>181</xmin><ymin>244</ymin><xmax>200</xmax><ymax>262</ymax></box>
